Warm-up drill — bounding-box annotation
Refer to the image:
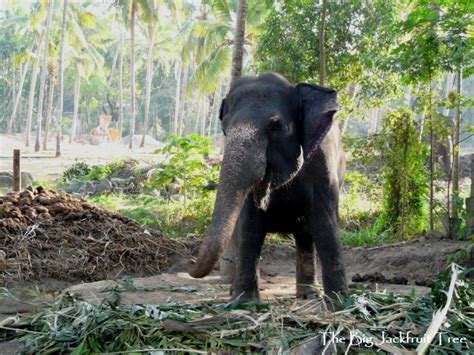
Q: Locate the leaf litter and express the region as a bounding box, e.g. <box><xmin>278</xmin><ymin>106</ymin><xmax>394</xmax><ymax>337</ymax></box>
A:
<box><xmin>1</xmin><ymin>264</ymin><xmax>472</xmax><ymax>354</ymax></box>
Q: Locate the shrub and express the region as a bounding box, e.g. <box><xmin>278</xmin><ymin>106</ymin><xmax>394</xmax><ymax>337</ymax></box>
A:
<box><xmin>61</xmin><ymin>161</ymin><xmax>91</xmax><ymax>181</ymax></box>
<box><xmin>146</xmin><ymin>134</ymin><xmax>220</xmax><ymax>197</ymax></box>
<box><xmin>378</xmin><ymin>108</ymin><xmax>428</xmax><ymax>239</ymax></box>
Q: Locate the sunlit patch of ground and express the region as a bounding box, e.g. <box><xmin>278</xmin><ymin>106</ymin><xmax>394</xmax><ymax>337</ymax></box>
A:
<box><xmin>0</xmin><ymin>133</ymin><xmax>160</xmax><ymax>180</ymax></box>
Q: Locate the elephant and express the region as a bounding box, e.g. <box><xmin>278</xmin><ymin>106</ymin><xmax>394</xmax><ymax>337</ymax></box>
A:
<box><xmin>189</xmin><ymin>72</ymin><xmax>347</xmax><ymax>303</ymax></box>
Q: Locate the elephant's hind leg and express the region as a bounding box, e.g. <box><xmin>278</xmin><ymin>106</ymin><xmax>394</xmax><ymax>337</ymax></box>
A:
<box><xmin>312</xmin><ymin>185</ymin><xmax>348</xmax><ymax>298</ymax></box>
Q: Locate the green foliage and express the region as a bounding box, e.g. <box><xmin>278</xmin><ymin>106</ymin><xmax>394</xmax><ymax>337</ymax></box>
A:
<box><xmin>391</xmin><ymin>3</ymin><xmax>443</xmax><ymax>85</ymax></box>
<box><xmin>61</xmin><ymin>161</ymin><xmax>91</xmax><ymax>181</ymax></box>
<box><xmin>340</xmin><ymin>172</ymin><xmax>380</xmax><ymax>227</ymax></box>
<box><xmin>61</xmin><ymin>160</ymin><xmax>127</xmax><ymax>182</ymax></box>
<box><xmin>147</xmin><ymin>134</ymin><xmax>220</xmax><ymax>196</ymax></box>
<box><xmin>255</xmin><ymin>0</ymin><xmax>399</xmax><ymax>101</ymax></box>
<box><xmin>88</xmin><ymin>193</ymin><xmax>214</xmax><ymax>238</ymax></box>
<box><xmin>379</xmin><ymin>109</ymin><xmax>428</xmax><ymax>238</ymax></box>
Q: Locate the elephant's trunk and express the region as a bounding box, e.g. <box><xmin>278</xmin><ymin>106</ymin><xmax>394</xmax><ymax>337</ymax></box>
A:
<box><xmin>189</xmin><ymin>183</ymin><xmax>247</xmax><ymax>278</ymax></box>
<box><xmin>190</xmin><ymin>127</ymin><xmax>265</xmax><ymax>278</ymax></box>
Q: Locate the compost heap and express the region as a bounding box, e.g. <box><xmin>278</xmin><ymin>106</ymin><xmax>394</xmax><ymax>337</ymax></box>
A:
<box><xmin>0</xmin><ymin>186</ymin><xmax>188</xmax><ymax>286</ymax></box>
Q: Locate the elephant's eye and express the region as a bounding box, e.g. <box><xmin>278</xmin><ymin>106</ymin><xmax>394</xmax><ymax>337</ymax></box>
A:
<box><xmin>269</xmin><ymin>116</ymin><xmax>283</xmax><ymax>132</ymax></box>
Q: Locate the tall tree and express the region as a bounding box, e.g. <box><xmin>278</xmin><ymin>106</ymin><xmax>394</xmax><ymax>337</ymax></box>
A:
<box><xmin>117</xmin><ymin>32</ymin><xmax>125</xmax><ymax>137</ymax></box>
<box><xmin>34</xmin><ymin>0</ymin><xmax>54</xmax><ymax>152</ymax></box>
<box><xmin>55</xmin><ymin>0</ymin><xmax>68</xmax><ymax>157</ymax></box>
<box><xmin>69</xmin><ymin>71</ymin><xmax>81</xmax><ymax>142</ymax></box>
<box><xmin>129</xmin><ymin>0</ymin><xmax>137</xmax><ymax>149</ymax></box>
<box><xmin>173</xmin><ymin>61</ymin><xmax>182</xmax><ymax>134</ymax></box>
<box><xmin>25</xmin><ymin>33</ymin><xmax>43</xmax><ymax>147</ymax></box>
<box><xmin>318</xmin><ymin>0</ymin><xmax>326</xmax><ymax>85</ymax></box>
<box><xmin>140</xmin><ymin>1</ymin><xmax>158</xmax><ymax>147</ymax></box>
<box><xmin>230</xmin><ymin>0</ymin><xmax>248</xmax><ymax>84</ymax></box>
<box><xmin>7</xmin><ymin>60</ymin><xmax>29</xmax><ymax>134</ymax></box>
<box><xmin>43</xmin><ymin>63</ymin><xmax>56</xmax><ymax>149</ymax></box>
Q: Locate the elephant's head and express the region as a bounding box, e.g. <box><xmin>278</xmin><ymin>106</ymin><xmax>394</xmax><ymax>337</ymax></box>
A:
<box><xmin>189</xmin><ymin>73</ymin><xmax>338</xmax><ymax>278</ymax></box>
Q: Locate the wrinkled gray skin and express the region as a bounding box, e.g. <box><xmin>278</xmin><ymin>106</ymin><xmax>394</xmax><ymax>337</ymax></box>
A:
<box><xmin>189</xmin><ymin>73</ymin><xmax>347</xmax><ymax>302</ymax></box>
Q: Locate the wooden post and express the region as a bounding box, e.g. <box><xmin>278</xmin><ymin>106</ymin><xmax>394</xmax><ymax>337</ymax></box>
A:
<box><xmin>13</xmin><ymin>149</ymin><xmax>21</xmax><ymax>192</ymax></box>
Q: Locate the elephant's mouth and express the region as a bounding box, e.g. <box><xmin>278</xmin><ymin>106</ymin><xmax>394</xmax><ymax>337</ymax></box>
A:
<box><xmin>253</xmin><ymin>168</ymin><xmax>273</xmax><ymax>210</ymax></box>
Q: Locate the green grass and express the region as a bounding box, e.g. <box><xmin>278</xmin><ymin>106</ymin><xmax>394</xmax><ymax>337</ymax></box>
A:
<box><xmin>87</xmin><ymin>193</ymin><xmax>215</xmax><ymax>239</ymax></box>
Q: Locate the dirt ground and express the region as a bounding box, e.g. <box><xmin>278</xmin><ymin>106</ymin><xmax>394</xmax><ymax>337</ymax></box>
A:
<box><xmin>65</xmin><ymin>237</ymin><xmax>463</xmax><ymax>304</ymax></box>
<box><xmin>2</xmin><ymin>236</ymin><xmax>465</xmax><ymax>319</ymax></box>
<box><xmin>0</xmin><ymin>134</ymin><xmax>159</xmax><ymax>180</ymax></box>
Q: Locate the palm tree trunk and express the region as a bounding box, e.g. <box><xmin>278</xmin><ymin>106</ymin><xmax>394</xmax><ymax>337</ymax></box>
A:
<box><xmin>194</xmin><ymin>98</ymin><xmax>203</xmax><ymax>133</ymax></box>
<box><xmin>200</xmin><ymin>97</ymin><xmax>208</xmax><ymax>136</ymax></box>
<box><xmin>12</xmin><ymin>62</ymin><xmax>16</xmax><ymax>115</ymax></box>
<box><xmin>178</xmin><ymin>64</ymin><xmax>189</xmax><ymax>135</ymax></box>
<box><xmin>108</xmin><ymin>44</ymin><xmax>120</xmax><ymax>87</ymax></box>
<box><xmin>8</xmin><ymin>61</ymin><xmax>29</xmax><ymax>134</ymax></box>
<box><xmin>117</xmin><ymin>32</ymin><xmax>124</xmax><ymax>137</ymax></box>
<box><xmin>43</xmin><ymin>69</ymin><xmax>56</xmax><ymax>150</ymax></box>
<box><xmin>34</xmin><ymin>0</ymin><xmax>54</xmax><ymax>152</ymax></box>
<box><xmin>56</xmin><ymin>0</ymin><xmax>68</xmax><ymax>158</ymax></box>
<box><xmin>173</xmin><ymin>61</ymin><xmax>182</xmax><ymax>135</ymax></box>
<box><xmin>140</xmin><ymin>23</ymin><xmax>156</xmax><ymax>147</ymax></box>
<box><xmin>230</xmin><ymin>0</ymin><xmax>248</xmax><ymax>84</ymax></box>
<box><xmin>208</xmin><ymin>88</ymin><xmax>221</xmax><ymax>136</ymax></box>
<box><xmin>84</xmin><ymin>97</ymin><xmax>90</xmax><ymax>134</ymax></box>
<box><xmin>25</xmin><ymin>34</ymin><xmax>43</xmax><ymax>147</ymax></box>
<box><xmin>319</xmin><ymin>0</ymin><xmax>326</xmax><ymax>86</ymax></box>
<box><xmin>70</xmin><ymin>71</ymin><xmax>81</xmax><ymax>143</ymax></box>
<box><xmin>129</xmin><ymin>0</ymin><xmax>137</xmax><ymax>149</ymax></box>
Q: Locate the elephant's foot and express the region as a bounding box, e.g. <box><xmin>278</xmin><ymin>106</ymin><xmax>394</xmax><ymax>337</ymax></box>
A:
<box><xmin>322</xmin><ymin>269</ymin><xmax>348</xmax><ymax>300</ymax></box>
<box><xmin>296</xmin><ymin>283</ymin><xmax>323</xmax><ymax>299</ymax></box>
<box><xmin>231</xmin><ymin>278</ymin><xmax>260</xmax><ymax>303</ymax></box>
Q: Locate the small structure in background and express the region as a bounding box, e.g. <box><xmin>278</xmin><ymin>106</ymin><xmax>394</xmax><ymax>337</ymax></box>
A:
<box><xmin>465</xmin><ymin>154</ymin><xmax>474</xmax><ymax>233</ymax></box>
<box><xmin>89</xmin><ymin>114</ymin><xmax>120</xmax><ymax>144</ymax></box>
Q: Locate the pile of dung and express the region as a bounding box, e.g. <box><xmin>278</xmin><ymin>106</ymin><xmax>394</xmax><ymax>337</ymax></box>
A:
<box><xmin>0</xmin><ymin>187</ymin><xmax>189</xmax><ymax>286</ymax></box>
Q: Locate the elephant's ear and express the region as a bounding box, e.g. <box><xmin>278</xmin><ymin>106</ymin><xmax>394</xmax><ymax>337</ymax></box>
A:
<box><xmin>296</xmin><ymin>83</ymin><xmax>338</xmax><ymax>161</ymax></box>
<box><xmin>219</xmin><ymin>98</ymin><xmax>227</xmax><ymax>121</ymax></box>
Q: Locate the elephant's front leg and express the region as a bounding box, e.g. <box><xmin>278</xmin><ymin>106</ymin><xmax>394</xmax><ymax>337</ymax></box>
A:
<box><xmin>294</xmin><ymin>233</ymin><xmax>321</xmax><ymax>299</ymax></box>
<box><xmin>219</xmin><ymin>226</ymin><xmax>239</xmax><ymax>284</ymax></box>
<box><xmin>231</xmin><ymin>197</ymin><xmax>266</xmax><ymax>303</ymax></box>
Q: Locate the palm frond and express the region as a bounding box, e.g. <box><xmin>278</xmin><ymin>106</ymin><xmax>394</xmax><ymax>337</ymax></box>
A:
<box><xmin>187</xmin><ymin>44</ymin><xmax>230</xmax><ymax>96</ymax></box>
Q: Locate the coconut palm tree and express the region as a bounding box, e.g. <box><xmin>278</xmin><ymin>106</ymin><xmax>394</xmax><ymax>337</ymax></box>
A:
<box><xmin>181</xmin><ymin>0</ymin><xmax>268</xmax><ymax>97</ymax></box>
<box><xmin>55</xmin><ymin>0</ymin><xmax>68</xmax><ymax>157</ymax></box>
<box><xmin>34</xmin><ymin>0</ymin><xmax>54</xmax><ymax>152</ymax></box>
<box><xmin>25</xmin><ymin>33</ymin><xmax>43</xmax><ymax>147</ymax></box>
<box><xmin>230</xmin><ymin>0</ymin><xmax>247</xmax><ymax>84</ymax></box>
<box><xmin>129</xmin><ymin>0</ymin><xmax>137</xmax><ymax>149</ymax></box>
<box><xmin>117</xmin><ymin>31</ymin><xmax>125</xmax><ymax>137</ymax></box>
<box><xmin>43</xmin><ymin>62</ymin><xmax>56</xmax><ymax>149</ymax></box>
<box><xmin>139</xmin><ymin>0</ymin><xmax>158</xmax><ymax>147</ymax></box>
